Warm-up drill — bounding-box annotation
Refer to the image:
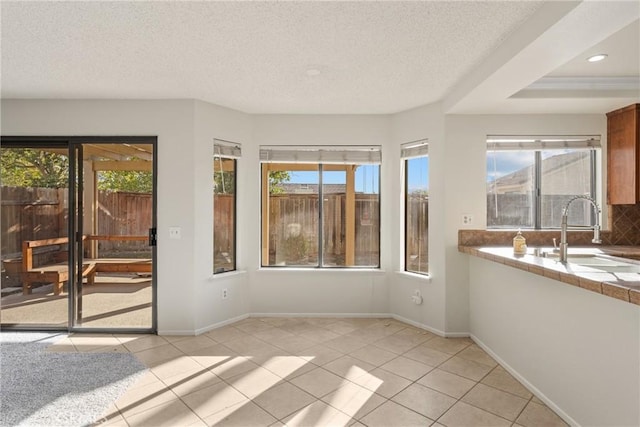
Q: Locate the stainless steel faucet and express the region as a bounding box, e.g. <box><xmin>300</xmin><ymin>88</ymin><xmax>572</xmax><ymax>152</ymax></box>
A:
<box><xmin>559</xmin><ymin>195</ymin><xmax>601</xmax><ymax>263</ymax></box>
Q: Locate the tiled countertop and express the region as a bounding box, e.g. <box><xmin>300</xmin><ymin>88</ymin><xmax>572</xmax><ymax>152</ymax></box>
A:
<box><xmin>459</xmin><ymin>245</ymin><xmax>640</xmax><ymax>306</ymax></box>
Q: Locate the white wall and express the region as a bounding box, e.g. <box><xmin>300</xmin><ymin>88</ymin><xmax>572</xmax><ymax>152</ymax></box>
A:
<box><xmin>442</xmin><ymin>114</ymin><xmax>607</xmax><ymax>334</ymax></box>
<box><xmin>193</xmin><ymin>100</ymin><xmax>253</xmax><ymax>332</ymax></box>
<box><xmin>389</xmin><ymin>103</ymin><xmax>447</xmax><ymax>334</ymax></box>
<box><xmin>469</xmin><ymin>256</ymin><xmax>640</xmax><ymax>426</ymax></box>
<box><xmin>248</xmin><ymin>114</ymin><xmax>392</xmax><ymax>316</ymax></box>
<box><xmin>1</xmin><ymin>99</ymin><xmax>249</xmax><ymax>334</ymax></box>
<box><xmin>1</xmin><ymin>100</ymin><xmax>610</xmax><ymax>338</ymax></box>
<box><xmin>385</xmin><ymin>110</ymin><xmax>606</xmax><ymax>336</ymax></box>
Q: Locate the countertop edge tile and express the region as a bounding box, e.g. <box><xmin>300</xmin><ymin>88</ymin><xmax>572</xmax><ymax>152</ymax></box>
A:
<box><xmin>578</xmin><ymin>278</ymin><xmax>603</xmax><ymax>294</ymax></box>
<box><xmin>629</xmin><ymin>289</ymin><xmax>640</xmax><ymax>306</ymax></box>
<box><xmin>602</xmin><ymin>283</ymin><xmax>631</xmax><ymax>302</ymax></box>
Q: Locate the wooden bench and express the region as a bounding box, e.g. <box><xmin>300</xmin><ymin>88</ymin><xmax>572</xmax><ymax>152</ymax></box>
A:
<box><xmin>85</xmin><ymin>235</ymin><xmax>152</xmax><ymax>274</ymax></box>
<box><xmin>21</xmin><ymin>235</ymin><xmax>150</xmax><ymax>295</ymax></box>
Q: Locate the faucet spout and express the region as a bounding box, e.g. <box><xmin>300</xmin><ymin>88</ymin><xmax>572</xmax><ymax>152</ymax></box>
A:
<box><xmin>559</xmin><ymin>195</ymin><xmax>601</xmax><ymax>263</ymax></box>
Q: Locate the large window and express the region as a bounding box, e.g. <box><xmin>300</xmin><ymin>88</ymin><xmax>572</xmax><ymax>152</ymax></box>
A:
<box><xmin>487</xmin><ymin>136</ymin><xmax>600</xmax><ymax>229</ymax></box>
<box><xmin>402</xmin><ymin>140</ymin><xmax>429</xmax><ymax>275</ymax></box>
<box><xmin>260</xmin><ymin>146</ymin><xmax>381</xmax><ymax>268</ymax></box>
<box><xmin>213</xmin><ymin>140</ymin><xmax>240</xmax><ymax>274</ymax></box>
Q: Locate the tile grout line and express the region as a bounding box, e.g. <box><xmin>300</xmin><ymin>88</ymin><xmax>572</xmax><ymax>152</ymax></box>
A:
<box><xmin>512</xmin><ymin>394</ymin><xmax>537</xmax><ymax>426</ymax></box>
<box><xmin>395</xmin><ymin>341</ymin><xmax>471</xmax><ymax>426</ymax></box>
<box><xmin>426</xmin><ymin>341</ymin><xmax>499</xmax><ymax>426</ymax></box>
<box><xmin>437</xmin><ymin>360</ymin><xmax>526</xmax><ymax>426</ymax></box>
<box><xmin>93</xmin><ymin>318</ymin><xmax>560</xmax><ymax>426</ymax></box>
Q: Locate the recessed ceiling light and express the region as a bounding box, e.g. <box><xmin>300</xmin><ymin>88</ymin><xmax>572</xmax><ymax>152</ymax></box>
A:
<box><xmin>306</xmin><ymin>68</ymin><xmax>321</xmax><ymax>77</ymax></box>
<box><xmin>587</xmin><ymin>54</ymin><xmax>608</xmax><ymax>62</ymax></box>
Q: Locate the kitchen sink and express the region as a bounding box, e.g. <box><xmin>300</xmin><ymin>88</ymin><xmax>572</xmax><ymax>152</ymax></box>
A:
<box><xmin>540</xmin><ymin>252</ymin><xmax>640</xmax><ymax>273</ymax></box>
<box><xmin>570</xmin><ymin>257</ymin><xmax>640</xmax><ymax>273</ymax></box>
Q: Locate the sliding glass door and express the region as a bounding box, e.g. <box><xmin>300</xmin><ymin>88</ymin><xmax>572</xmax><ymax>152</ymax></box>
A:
<box><xmin>70</xmin><ymin>141</ymin><xmax>156</xmax><ymax>331</ymax></box>
<box><xmin>0</xmin><ymin>142</ymin><xmax>71</xmax><ymax>328</ymax></box>
<box><xmin>1</xmin><ymin>137</ymin><xmax>157</xmax><ymax>333</ymax></box>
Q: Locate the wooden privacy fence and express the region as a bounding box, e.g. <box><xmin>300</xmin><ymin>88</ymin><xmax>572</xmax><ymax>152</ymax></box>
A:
<box><xmin>4</xmin><ymin>185</ymin><xmax>428</xmax><ymax>263</ymax></box>
<box><xmin>406</xmin><ymin>195</ymin><xmax>429</xmax><ymax>260</ymax></box>
<box><xmin>264</xmin><ymin>193</ymin><xmax>381</xmax><ymax>263</ymax></box>
<box><xmin>98</xmin><ymin>191</ymin><xmax>152</xmax><ymax>256</ymax></box>
<box><xmin>1</xmin><ymin>187</ymin><xmax>67</xmax><ymax>258</ymax></box>
<box><xmin>1</xmin><ymin>186</ymin><xmax>152</xmax><ymax>259</ymax></box>
<box><xmin>213</xmin><ymin>194</ymin><xmax>234</xmax><ymax>256</ymax></box>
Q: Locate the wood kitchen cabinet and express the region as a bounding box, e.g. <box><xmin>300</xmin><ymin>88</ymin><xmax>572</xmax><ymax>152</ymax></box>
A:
<box><xmin>607</xmin><ymin>103</ymin><xmax>640</xmax><ymax>205</ymax></box>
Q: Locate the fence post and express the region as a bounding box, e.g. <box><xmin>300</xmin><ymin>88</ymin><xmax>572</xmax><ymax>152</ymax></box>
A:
<box><xmin>345</xmin><ymin>166</ymin><xmax>356</xmax><ymax>266</ymax></box>
<box><xmin>261</xmin><ymin>165</ymin><xmax>270</xmax><ymax>266</ymax></box>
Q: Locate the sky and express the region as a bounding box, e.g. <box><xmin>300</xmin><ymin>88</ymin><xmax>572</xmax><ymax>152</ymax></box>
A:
<box><xmin>283</xmin><ymin>149</ymin><xmax>582</xmax><ymax>191</ymax></box>
<box><xmin>406</xmin><ymin>157</ymin><xmax>429</xmax><ymax>193</ymax></box>
<box><xmin>486</xmin><ymin>149</ymin><xmax>580</xmax><ymax>182</ymax></box>
<box><xmin>287</xmin><ymin>165</ymin><xmax>379</xmax><ymax>193</ymax></box>
<box><xmin>287</xmin><ymin>162</ymin><xmax>429</xmax><ymax>194</ymax></box>
<box><xmin>486</xmin><ymin>152</ymin><xmax>534</xmax><ymax>182</ymax></box>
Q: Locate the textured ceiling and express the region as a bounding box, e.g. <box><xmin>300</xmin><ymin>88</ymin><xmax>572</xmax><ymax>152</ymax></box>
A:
<box><xmin>549</xmin><ymin>19</ymin><xmax>639</xmax><ymax>78</ymax></box>
<box><xmin>1</xmin><ymin>1</ymin><xmax>545</xmax><ymax>114</ymax></box>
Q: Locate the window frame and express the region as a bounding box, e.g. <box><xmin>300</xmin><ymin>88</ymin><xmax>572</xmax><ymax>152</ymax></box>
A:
<box><xmin>259</xmin><ymin>147</ymin><xmax>381</xmax><ymax>269</ymax></box>
<box><xmin>486</xmin><ymin>135</ymin><xmax>600</xmax><ymax>230</ymax></box>
<box><xmin>213</xmin><ymin>140</ymin><xmax>240</xmax><ymax>275</ymax></box>
<box><xmin>401</xmin><ymin>140</ymin><xmax>429</xmax><ymax>275</ymax></box>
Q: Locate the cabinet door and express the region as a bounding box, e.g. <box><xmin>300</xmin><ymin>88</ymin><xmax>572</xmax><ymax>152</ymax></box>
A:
<box><xmin>607</xmin><ymin>106</ymin><xmax>638</xmax><ymax>205</ymax></box>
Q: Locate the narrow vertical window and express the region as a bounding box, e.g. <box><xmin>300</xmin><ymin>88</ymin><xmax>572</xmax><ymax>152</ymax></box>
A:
<box><xmin>260</xmin><ymin>145</ymin><xmax>381</xmax><ymax>268</ymax></box>
<box><xmin>486</xmin><ymin>136</ymin><xmax>600</xmax><ymax>229</ymax></box>
<box><xmin>402</xmin><ymin>140</ymin><xmax>429</xmax><ymax>275</ymax></box>
<box><xmin>213</xmin><ymin>140</ymin><xmax>240</xmax><ymax>274</ymax></box>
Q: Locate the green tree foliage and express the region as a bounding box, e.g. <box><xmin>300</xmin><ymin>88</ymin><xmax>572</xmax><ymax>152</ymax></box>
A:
<box><xmin>1</xmin><ymin>148</ymin><xmax>152</xmax><ymax>193</ymax></box>
<box><xmin>214</xmin><ymin>158</ymin><xmax>235</xmax><ymax>195</ymax></box>
<box><xmin>214</xmin><ymin>171</ymin><xmax>235</xmax><ymax>195</ymax></box>
<box><xmin>98</xmin><ymin>170</ymin><xmax>152</xmax><ymax>193</ymax></box>
<box><xmin>213</xmin><ymin>168</ymin><xmax>290</xmax><ymax>194</ymax></box>
<box><xmin>269</xmin><ymin>170</ymin><xmax>291</xmax><ymax>194</ymax></box>
<box><xmin>0</xmin><ymin>148</ymin><xmax>69</xmax><ymax>188</ymax></box>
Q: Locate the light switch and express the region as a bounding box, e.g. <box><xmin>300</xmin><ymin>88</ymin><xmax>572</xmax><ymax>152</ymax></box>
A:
<box><xmin>169</xmin><ymin>227</ymin><xmax>181</xmax><ymax>239</ymax></box>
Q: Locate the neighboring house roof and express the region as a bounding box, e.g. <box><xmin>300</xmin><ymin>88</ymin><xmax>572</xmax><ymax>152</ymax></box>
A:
<box><xmin>278</xmin><ymin>183</ymin><xmax>346</xmax><ymax>194</ymax></box>
<box><xmin>488</xmin><ymin>151</ymin><xmax>590</xmax><ymax>192</ymax></box>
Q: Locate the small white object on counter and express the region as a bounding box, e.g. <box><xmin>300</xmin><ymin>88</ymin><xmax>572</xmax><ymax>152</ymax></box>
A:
<box><xmin>513</xmin><ymin>229</ymin><xmax>527</xmax><ymax>255</ymax></box>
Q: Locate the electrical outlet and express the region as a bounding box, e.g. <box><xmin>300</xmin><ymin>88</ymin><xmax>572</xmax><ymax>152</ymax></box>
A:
<box><xmin>222</xmin><ymin>288</ymin><xmax>228</xmax><ymax>300</ymax></box>
<box><xmin>169</xmin><ymin>227</ymin><xmax>181</xmax><ymax>239</ymax></box>
<box><xmin>411</xmin><ymin>289</ymin><xmax>423</xmax><ymax>305</ymax></box>
<box><xmin>462</xmin><ymin>214</ymin><xmax>473</xmax><ymax>225</ymax></box>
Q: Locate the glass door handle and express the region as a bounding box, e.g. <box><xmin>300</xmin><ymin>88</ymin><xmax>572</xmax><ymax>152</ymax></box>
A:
<box><xmin>148</xmin><ymin>228</ymin><xmax>157</xmax><ymax>246</ymax></box>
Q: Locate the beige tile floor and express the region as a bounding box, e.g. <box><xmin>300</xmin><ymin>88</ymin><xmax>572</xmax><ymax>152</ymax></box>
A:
<box><xmin>49</xmin><ymin>317</ymin><xmax>568</xmax><ymax>427</ymax></box>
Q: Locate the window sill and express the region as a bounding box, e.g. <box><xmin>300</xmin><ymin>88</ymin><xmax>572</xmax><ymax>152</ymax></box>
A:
<box><xmin>257</xmin><ymin>267</ymin><xmax>385</xmax><ymax>274</ymax></box>
<box><xmin>395</xmin><ymin>271</ymin><xmax>432</xmax><ymax>282</ymax></box>
<box><xmin>210</xmin><ymin>270</ymin><xmax>247</xmax><ymax>280</ymax></box>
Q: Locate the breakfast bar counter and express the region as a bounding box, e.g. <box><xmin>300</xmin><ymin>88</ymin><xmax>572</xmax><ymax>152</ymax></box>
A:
<box><xmin>459</xmin><ymin>245</ymin><xmax>640</xmax><ymax>305</ymax></box>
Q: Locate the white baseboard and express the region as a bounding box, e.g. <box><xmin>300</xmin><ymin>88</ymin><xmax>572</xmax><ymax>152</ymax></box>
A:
<box><xmin>188</xmin><ymin>313</ymin><xmax>391</xmax><ymax>335</ymax></box>
<box><xmin>391</xmin><ymin>314</ymin><xmax>470</xmax><ymax>338</ymax></box>
<box><xmin>168</xmin><ymin>313</ymin><xmax>471</xmax><ymax>337</ymax></box>
<box><xmin>192</xmin><ymin>313</ymin><xmax>251</xmax><ymax>336</ymax></box>
<box><xmin>157</xmin><ymin>329</ymin><xmax>197</xmax><ymax>336</ymax></box>
<box><xmin>194</xmin><ymin>312</ymin><xmax>391</xmax><ymax>335</ymax></box>
<box><xmin>470</xmin><ymin>334</ymin><xmax>579</xmax><ymax>427</ymax></box>
<box><xmin>249</xmin><ymin>312</ymin><xmax>391</xmax><ymax>319</ymax></box>
<box><xmin>441</xmin><ymin>331</ymin><xmax>471</xmax><ymax>338</ymax></box>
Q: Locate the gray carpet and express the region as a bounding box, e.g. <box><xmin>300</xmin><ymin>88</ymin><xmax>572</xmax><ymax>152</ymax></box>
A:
<box><xmin>0</xmin><ymin>332</ymin><xmax>147</xmax><ymax>427</ymax></box>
